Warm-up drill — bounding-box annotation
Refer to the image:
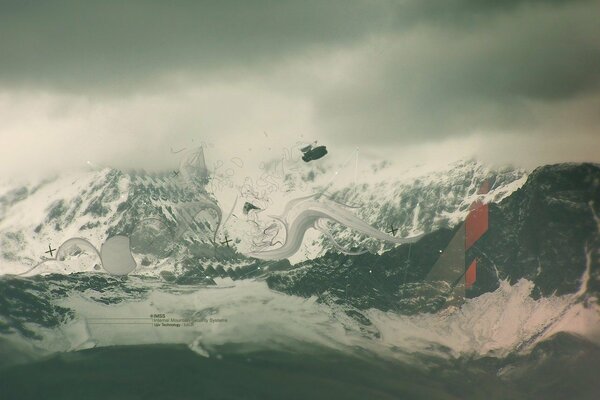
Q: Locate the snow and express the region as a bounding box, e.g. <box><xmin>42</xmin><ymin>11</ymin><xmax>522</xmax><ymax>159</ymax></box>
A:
<box><xmin>2</xmin><ymin>274</ymin><xmax>597</xmax><ymax>363</ymax></box>
<box><xmin>0</xmin><ymin>158</ymin><xmax>527</xmax><ymax>270</ymax></box>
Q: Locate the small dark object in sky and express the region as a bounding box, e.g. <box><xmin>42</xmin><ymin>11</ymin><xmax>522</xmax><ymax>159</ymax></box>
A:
<box><xmin>243</xmin><ymin>202</ymin><xmax>261</xmax><ymax>215</ymax></box>
<box><xmin>301</xmin><ymin>145</ymin><xmax>328</xmax><ymax>162</ymax></box>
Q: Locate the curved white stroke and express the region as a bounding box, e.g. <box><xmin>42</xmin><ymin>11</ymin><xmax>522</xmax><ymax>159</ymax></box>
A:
<box><xmin>247</xmin><ymin>196</ymin><xmax>423</xmax><ymax>260</ymax></box>
<box><xmin>56</xmin><ymin>237</ymin><xmax>102</xmax><ymax>261</ymax></box>
<box><xmin>315</xmin><ymin>218</ymin><xmax>368</xmax><ymax>256</ymax></box>
<box><xmin>16</xmin><ymin>237</ymin><xmax>102</xmax><ymax>276</ymax></box>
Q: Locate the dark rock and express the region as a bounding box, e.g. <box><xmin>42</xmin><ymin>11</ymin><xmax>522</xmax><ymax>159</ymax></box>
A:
<box><xmin>243</xmin><ymin>202</ymin><xmax>261</xmax><ymax>214</ymax></box>
<box><xmin>267</xmin><ymin>163</ymin><xmax>600</xmax><ymax>312</ymax></box>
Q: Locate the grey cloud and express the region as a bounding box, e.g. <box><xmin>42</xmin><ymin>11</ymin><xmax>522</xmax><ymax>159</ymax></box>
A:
<box><xmin>315</xmin><ymin>0</ymin><xmax>600</xmax><ymax>144</ymax></box>
<box><xmin>0</xmin><ymin>0</ymin><xmax>598</xmax><ymax>165</ymax></box>
<box><xmin>0</xmin><ymin>0</ymin><xmax>390</xmax><ymax>91</ymax></box>
<box><xmin>0</xmin><ymin>0</ymin><xmax>585</xmax><ymax>92</ymax></box>
<box><xmin>389</xmin><ymin>0</ymin><xmax>583</xmax><ymax>26</ymax></box>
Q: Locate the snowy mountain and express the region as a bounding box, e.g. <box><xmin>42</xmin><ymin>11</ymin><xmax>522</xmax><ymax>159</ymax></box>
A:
<box><xmin>1</xmin><ymin>160</ymin><xmax>599</xmax><ymax>394</ymax></box>
<box><xmin>0</xmin><ymin>157</ymin><xmax>526</xmax><ymax>275</ymax></box>
<box><xmin>268</xmin><ymin>163</ymin><xmax>600</xmax><ymax>312</ymax></box>
<box><xmin>307</xmin><ymin>159</ymin><xmax>526</xmax><ymax>257</ymax></box>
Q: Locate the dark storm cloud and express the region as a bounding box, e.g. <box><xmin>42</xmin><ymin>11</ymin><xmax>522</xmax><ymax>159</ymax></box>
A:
<box><xmin>0</xmin><ymin>0</ymin><xmax>390</xmax><ymax>91</ymax></box>
<box><xmin>0</xmin><ymin>0</ymin><xmax>598</xmax><ymax>150</ymax></box>
<box><xmin>314</xmin><ymin>0</ymin><xmax>600</xmax><ymax>143</ymax></box>
<box><xmin>390</xmin><ymin>0</ymin><xmax>581</xmax><ymax>25</ymax></box>
<box><xmin>0</xmin><ymin>0</ymin><xmax>582</xmax><ymax>91</ymax></box>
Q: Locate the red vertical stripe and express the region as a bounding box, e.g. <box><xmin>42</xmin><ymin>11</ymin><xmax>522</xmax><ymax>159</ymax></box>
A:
<box><xmin>463</xmin><ymin>181</ymin><xmax>489</xmax><ymax>290</ymax></box>
<box><xmin>465</xmin><ymin>259</ymin><xmax>477</xmax><ymax>289</ymax></box>
<box><xmin>465</xmin><ymin>202</ymin><xmax>488</xmax><ymax>250</ymax></box>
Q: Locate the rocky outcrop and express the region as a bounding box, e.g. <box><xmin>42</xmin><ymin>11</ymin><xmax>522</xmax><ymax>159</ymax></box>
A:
<box><xmin>267</xmin><ymin>163</ymin><xmax>600</xmax><ymax>312</ymax></box>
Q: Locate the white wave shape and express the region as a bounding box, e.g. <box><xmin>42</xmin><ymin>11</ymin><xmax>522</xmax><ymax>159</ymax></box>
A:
<box><xmin>247</xmin><ymin>194</ymin><xmax>424</xmax><ymax>260</ymax></box>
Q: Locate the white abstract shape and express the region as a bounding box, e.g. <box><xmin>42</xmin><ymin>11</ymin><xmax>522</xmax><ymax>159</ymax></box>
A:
<box><xmin>17</xmin><ymin>237</ymin><xmax>102</xmax><ymax>276</ymax></box>
<box><xmin>56</xmin><ymin>237</ymin><xmax>102</xmax><ymax>261</ymax></box>
<box><xmin>100</xmin><ymin>235</ymin><xmax>137</xmax><ymax>276</ymax></box>
<box><xmin>179</xmin><ymin>146</ymin><xmax>209</xmax><ymax>186</ymax></box>
<box><xmin>315</xmin><ymin>218</ymin><xmax>367</xmax><ymax>256</ymax></box>
<box><xmin>175</xmin><ymin>199</ymin><xmax>222</xmax><ymax>244</ymax></box>
<box><xmin>247</xmin><ymin>194</ymin><xmax>423</xmax><ymax>260</ymax></box>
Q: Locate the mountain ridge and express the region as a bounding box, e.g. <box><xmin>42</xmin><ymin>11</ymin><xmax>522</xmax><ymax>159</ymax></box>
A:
<box><xmin>0</xmin><ymin>159</ymin><xmax>526</xmax><ymax>273</ymax></box>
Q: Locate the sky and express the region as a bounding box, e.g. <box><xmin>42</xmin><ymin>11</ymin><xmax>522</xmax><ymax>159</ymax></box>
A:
<box><xmin>1</xmin><ymin>0</ymin><xmax>599</xmax><ymax>177</ymax></box>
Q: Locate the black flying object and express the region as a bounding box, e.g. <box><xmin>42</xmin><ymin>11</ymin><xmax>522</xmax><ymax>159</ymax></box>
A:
<box><xmin>300</xmin><ymin>143</ymin><xmax>328</xmax><ymax>162</ymax></box>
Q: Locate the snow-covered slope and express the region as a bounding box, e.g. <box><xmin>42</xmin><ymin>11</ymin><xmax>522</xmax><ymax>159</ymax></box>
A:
<box><xmin>224</xmin><ymin>158</ymin><xmax>526</xmax><ymax>262</ymax></box>
<box><xmin>0</xmin><ymin>158</ymin><xmax>527</xmax><ymax>274</ymax></box>
<box><xmin>0</xmin><ymin>169</ymin><xmax>127</xmax><ymax>271</ymax></box>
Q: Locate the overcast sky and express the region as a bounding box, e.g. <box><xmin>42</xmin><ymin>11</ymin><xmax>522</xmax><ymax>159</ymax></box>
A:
<box><xmin>1</xmin><ymin>0</ymin><xmax>599</xmax><ymax>177</ymax></box>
